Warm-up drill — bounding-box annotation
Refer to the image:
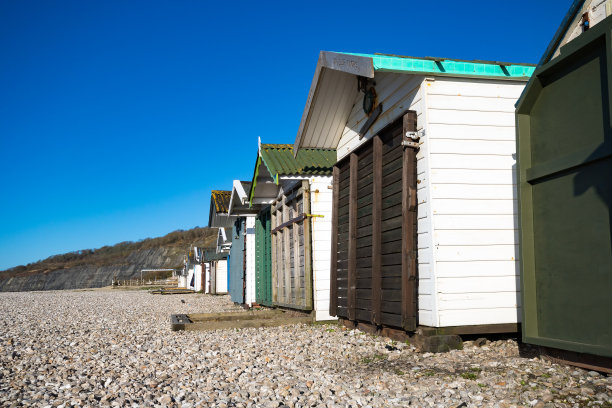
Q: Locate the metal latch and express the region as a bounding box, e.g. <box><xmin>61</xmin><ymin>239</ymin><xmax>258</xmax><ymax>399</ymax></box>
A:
<box><xmin>402</xmin><ymin>130</ymin><xmax>421</xmax><ymax>149</ymax></box>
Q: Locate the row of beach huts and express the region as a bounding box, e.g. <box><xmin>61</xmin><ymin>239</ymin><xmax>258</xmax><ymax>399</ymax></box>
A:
<box><xmin>179</xmin><ymin>0</ymin><xmax>611</xmax><ymax>372</ymax></box>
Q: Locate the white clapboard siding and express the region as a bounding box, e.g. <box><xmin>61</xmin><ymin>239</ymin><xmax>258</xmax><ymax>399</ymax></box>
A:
<box><xmin>431</xmin><ymin>169</ymin><xmax>516</xmax><ymax>185</ymax></box>
<box><xmin>434</xmin><ymin>230</ymin><xmax>519</xmax><ymax>246</ymax></box>
<box><xmin>434</xmin><ymin>215</ymin><xmax>518</xmax><ymax>230</ymax></box>
<box><xmin>431</xmin><ymin>184</ymin><xmax>515</xmax><ymax>200</ymax></box>
<box><xmin>433</xmin><ymin>199</ymin><xmax>516</xmax><ymax>215</ymax></box>
<box><xmin>429</xmin><ymin>154</ymin><xmax>516</xmax><ymax>170</ymax></box>
<box><xmin>427</xmin><ymin>94</ymin><xmax>518</xmax><ymax>112</ymax></box>
<box><xmin>216</xmin><ymin>259</ymin><xmax>228</xmax><ymax>293</ymax></box>
<box><xmin>425</xmin><ymin>77</ymin><xmax>526</xmax><ymax>98</ymax></box>
<box><xmin>435</xmin><ymin>245</ymin><xmax>518</xmax><ymax>262</ymax></box>
<box><xmin>437</xmin><ymin>276</ymin><xmax>520</xmax><ymax>294</ymax></box>
<box><xmin>438</xmin><ymin>292</ymin><xmax>521</xmax><ymax>310</ymax></box>
<box><xmin>438</xmin><ymin>308</ymin><xmax>521</xmax><ymax>326</ymax></box>
<box><xmin>309</xmin><ymin>176</ymin><xmax>336</xmax><ymax>321</ymax></box>
<box><xmin>425</xmin><ymin>77</ymin><xmax>527</xmax><ymax>327</ymax></box>
<box><xmin>245</xmin><ymin>217</ymin><xmax>256</xmax><ymax>306</ymax></box>
<box><xmin>429</xmin><ymin>139</ymin><xmax>516</xmax><ymax>156</ymax></box>
<box><xmin>428</xmin><ymin>109</ymin><xmax>516</xmax><ymax>127</ymax></box>
<box><xmin>435</xmin><ymin>260</ymin><xmax>519</xmax><ymax>278</ymax></box>
<box><xmin>428</xmin><ymin>123</ymin><xmax>517</xmax><ymax>141</ymax></box>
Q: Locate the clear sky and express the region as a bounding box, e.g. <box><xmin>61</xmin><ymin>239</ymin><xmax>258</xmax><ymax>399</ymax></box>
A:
<box><xmin>0</xmin><ymin>0</ymin><xmax>569</xmax><ymax>270</ymax></box>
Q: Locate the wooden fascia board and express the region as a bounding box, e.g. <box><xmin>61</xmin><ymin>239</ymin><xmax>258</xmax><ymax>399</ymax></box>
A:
<box><xmin>294</xmin><ymin>51</ymin><xmax>374</xmax><ymax>156</ymax></box>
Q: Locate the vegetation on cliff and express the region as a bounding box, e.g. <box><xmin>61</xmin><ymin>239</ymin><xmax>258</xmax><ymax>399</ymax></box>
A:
<box><xmin>0</xmin><ymin>227</ymin><xmax>217</xmax><ymax>279</ymax></box>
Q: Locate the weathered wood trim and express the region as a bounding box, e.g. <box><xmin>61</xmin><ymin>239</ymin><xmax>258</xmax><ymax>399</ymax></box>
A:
<box><xmin>348</xmin><ymin>153</ymin><xmax>358</xmax><ymax>321</ymax></box>
<box><xmin>302</xmin><ymin>180</ymin><xmax>313</xmax><ymax>310</ymax></box>
<box><xmin>371</xmin><ymin>135</ymin><xmax>383</xmax><ymax>325</ymax></box>
<box><xmin>330</xmin><ymin>166</ymin><xmax>340</xmax><ymax>316</ymax></box>
<box><xmin>419</xmin><ymin>323</ymin><xmax>519</xmax><ymax>336</ymax></box>
<box><xmin>401</xmin><ymin>111</ymin><xmax>418</xmax><ymax>331</ymax></box>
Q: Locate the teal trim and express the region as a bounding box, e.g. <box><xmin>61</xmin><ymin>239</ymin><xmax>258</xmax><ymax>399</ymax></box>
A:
<box><xmin>345</xmin><ymin>52</ymin><xmax>536</xmax><ymax>79</ymax></box>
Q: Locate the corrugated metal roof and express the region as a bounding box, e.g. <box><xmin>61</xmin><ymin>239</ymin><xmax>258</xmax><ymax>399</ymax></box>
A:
<box><xmin>260</xmin><ymin>144</ymin><xmax>336</xmax><ymax>177</ymax></box>
<box><xmin>346</xmin><ymin>52</ymin><xmax>536</xmax><ymax>79</ymax></box>
<box><xmin>211</xmin><ymin>190</ymin><xmax>231</xmax><ymax>213</ymax></box>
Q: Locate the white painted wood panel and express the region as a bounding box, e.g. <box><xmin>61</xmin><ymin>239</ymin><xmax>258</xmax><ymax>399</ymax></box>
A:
<box><xmin>438</xmin><ymin>292</ymin><xmax>520</xmax><ymax>310</ymax></box>
<box><xmin>310</xmin><ymin>176</ymin><xmax>336</xmax><ymax>321</ymax></box>
<box><xmin>427</xmin><ymin>94</ymin><xmax>519</xmax><ymax>112</ymax></box>
<box><xmin>438</xmin><ymin>308</ymin><xmax>520</xmax><ymax>326</ymax></box>
<box><xmin>245</xmin><ymin>217</ymin><xmax>256</xmax><ymax>306</ymax></box>
<box><xmin>428</xmin><ymin>123</ymin><xmax>517</xmax><ymax>141</ymax></box>
<box><xmin>435</xmin><ymin>245</ymin><xmax>518</xmax><ymax>262</ymax></box>
<box><xmin>437</xmin><ymin>276</ymin><xmax>520</xmax><ymax>294</ymax></box>
<box><xmin>215</xmin><ymin>259</ymin><xmax>228</xmax><ymax>294</ymax></box>
<box><xmin>429</xmin><ymin>139</ymin><xmax>516</xmax><ymax>156</ymax></box>
<box><xmin>434</xmin><ymin>215</ymin><xmax>517</xmax><ymax>230</ymax></box>
<box><xmin>431</xmin><ymin>184</ymin><xmax>515</xmax><ymax>200</ymax></box>
<box><xmin>428</xmin><ymin>110</ymin><xmax>516</xmax><ymax>128</ymax></box>
<box><xmin>434</xmin><ymin>230</ymin><xmax>519</xmax><ymax>246</ymax></box>
<box><xmin>425</xmin><ymin>76</ymin><xmax>527</xmax><ymax>328</ymax></box>
<box><xmin>433</xmin><ymin>199</ymin><xmax>516</xmax><ymax>215</ymax></box>
<box><xmin>431</xmin><ymin>169</ymin><xmax>516</xmax><ymax>185</ymax></box>
<box><xmin>429</xmin><ymin>154</ymin><xmax>516</xmax><ymax>170</ymax></box>
<box><xmin>426</xmin><ymin>77</ymin><xmax>526</xmax><ymax>98</ymax></box>
<box><xmin>435</xmin><ymin>260</ymin><xmax>518</xmax><ymax>278</ymax></box>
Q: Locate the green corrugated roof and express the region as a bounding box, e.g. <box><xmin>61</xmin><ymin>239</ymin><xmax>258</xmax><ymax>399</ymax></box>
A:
<box><xmin>346</xmin><ymin>52</ymin><xmax>536</xmax><ymax>79</ymax></box>
<box><xmin>260</xmin><ymin>144</ymin><xmax>336</xmax><ymax>177</ymax></box>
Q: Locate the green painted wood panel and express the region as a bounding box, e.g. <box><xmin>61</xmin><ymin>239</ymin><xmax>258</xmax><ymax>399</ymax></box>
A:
<box><xmin>516</xmin><ymin>16</ymin><xmax>612</xmax><ymax>358</ymax></box>
<box><xmin>255</xmin><ymin>208</ymin><xmax>273</xmax><ymax>306</ymax></box>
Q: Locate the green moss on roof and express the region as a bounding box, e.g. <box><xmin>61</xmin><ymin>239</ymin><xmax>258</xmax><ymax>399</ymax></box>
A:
<box><xmin>211</xmin><ymin>190</ymin><xmax>231</xmax><ymax>214</ymax></box>
<box><xmin>260</xmin><ymin>144</ymin><xmax>336</xmax><ymax>177</ymax></box>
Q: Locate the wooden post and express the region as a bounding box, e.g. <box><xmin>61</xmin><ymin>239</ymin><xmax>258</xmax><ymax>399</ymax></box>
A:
<box><xmin>371</xmin><ymin>135</ymin><xmax>383</xmax><ymax>325</ymax></box>
<box><xmin>401</xmin><ymin>111</ymin><xmax>418</xmax><ymax>331</ymax></box>
<box><xmin>329</xmin><ymin>166</ymin><xmax>340</xmax><ymax>316</ymax></box>
<box><xmin>348</xmin><ymin>153</ymin><xmax>358</xmax><ymax>321</ymax></box>
<box><xmin>303</xmin><ymin>180</ymin><xmax>313</xmax><ymax>311</ymax></box>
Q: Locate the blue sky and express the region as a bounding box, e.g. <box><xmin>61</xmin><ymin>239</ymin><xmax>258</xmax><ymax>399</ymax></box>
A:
<box><xmin>0</xmin><ymin>0</ymin><xmax>568</xmax><ymax>269</ymax></box>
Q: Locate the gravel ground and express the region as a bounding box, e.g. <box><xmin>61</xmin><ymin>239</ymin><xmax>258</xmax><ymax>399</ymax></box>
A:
<box><xmin>0</xmin><ymin>290</ymin><xmax>610</xmax><ymax>408</ymax></box>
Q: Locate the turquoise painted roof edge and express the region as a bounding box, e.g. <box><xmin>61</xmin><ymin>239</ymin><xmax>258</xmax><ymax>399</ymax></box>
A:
<box><xmin>343</xmin><ymin>52</ymin><xmax>536</xmax><ymax>79</ymax></box>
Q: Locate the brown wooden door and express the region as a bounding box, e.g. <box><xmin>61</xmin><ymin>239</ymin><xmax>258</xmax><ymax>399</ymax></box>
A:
<box><xmin>330</xmin><ymin>111</ymin><xmax>418</xmax><ymax>331</ymax></box>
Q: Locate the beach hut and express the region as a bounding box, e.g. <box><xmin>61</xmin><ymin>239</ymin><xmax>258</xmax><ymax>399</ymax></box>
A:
<box><xmin>516</xmin><ymin>0</ymin><xmax>612</xmax><ymax>371</ymax></box>
<box><xmin>204</xmin><ymin>250</ymin><xmax>228</xmax><ymax>294</ymax></box>
<box><xmin>227</xmin><ymin>180</ymin><xmax>260</xmax><ymax>306</ymax></box>
<box><xmin>207</xmin><ymin>190</ymin><xmax>234</xmax><ymax>294</ymax></box>
<box><xmin>293</xmin><ymin>51</ymin><xmax>535</xmax><ymax>337</ymax></box>
<box><xmin>249</xmin><ymin>142</ymin><xmax>336</xmax><ymax>320</ymax></box>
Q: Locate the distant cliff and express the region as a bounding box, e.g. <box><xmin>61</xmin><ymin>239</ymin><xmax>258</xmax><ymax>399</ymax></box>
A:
<box><xmin>0</xmin><ymin>227</ymin><xmax>217</xmax><ymax>292</ymax></box>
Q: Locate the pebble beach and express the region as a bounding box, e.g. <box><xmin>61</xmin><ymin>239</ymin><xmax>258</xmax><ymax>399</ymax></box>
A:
<box><xmin>0</xmin><ymin>290</ymin><xmax>610</xmax><ymax>408</ymax></box>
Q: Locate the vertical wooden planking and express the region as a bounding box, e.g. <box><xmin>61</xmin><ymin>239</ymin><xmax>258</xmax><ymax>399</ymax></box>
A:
<box><xmin>292</xmin><ymin>192</ymin><xmax>302</xmax><ymax>307</ymax></box>
<box><xmin>303</xmin><ymin>180</ymin><xmax>313</xmax><ymax>310</ymax></box>
<box><xmin>282</xmin><ymin>194</ymin><xmax>291</xmax><ymax>306</ymax></box>
<box><xmin>371</xmin><ymin>135</ymin><xmax>383</xmax><ymax>325</ymax></box>
<box><xmin>330</xmin><ymin>166</ymin><xmax>340</xmax><ymax>316</ymax></box>
<box><xmin>401</xmin><ymin>111</ymin><xmax>418</xmax><ymax>331</ymax></box>
<box><xmin>348</xmin><ymin>153</ymin><xmax>358</xmax><ymax>321</ymax></box>
<box><xmin>271</xmin><ymin>203</ymin><xmax>278</xmax><ymax>304</ymax></box>
<box><xmin>265</xmin><ymin>209</ymin><xmax>272</xmax><ymax>304</ymax></box>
